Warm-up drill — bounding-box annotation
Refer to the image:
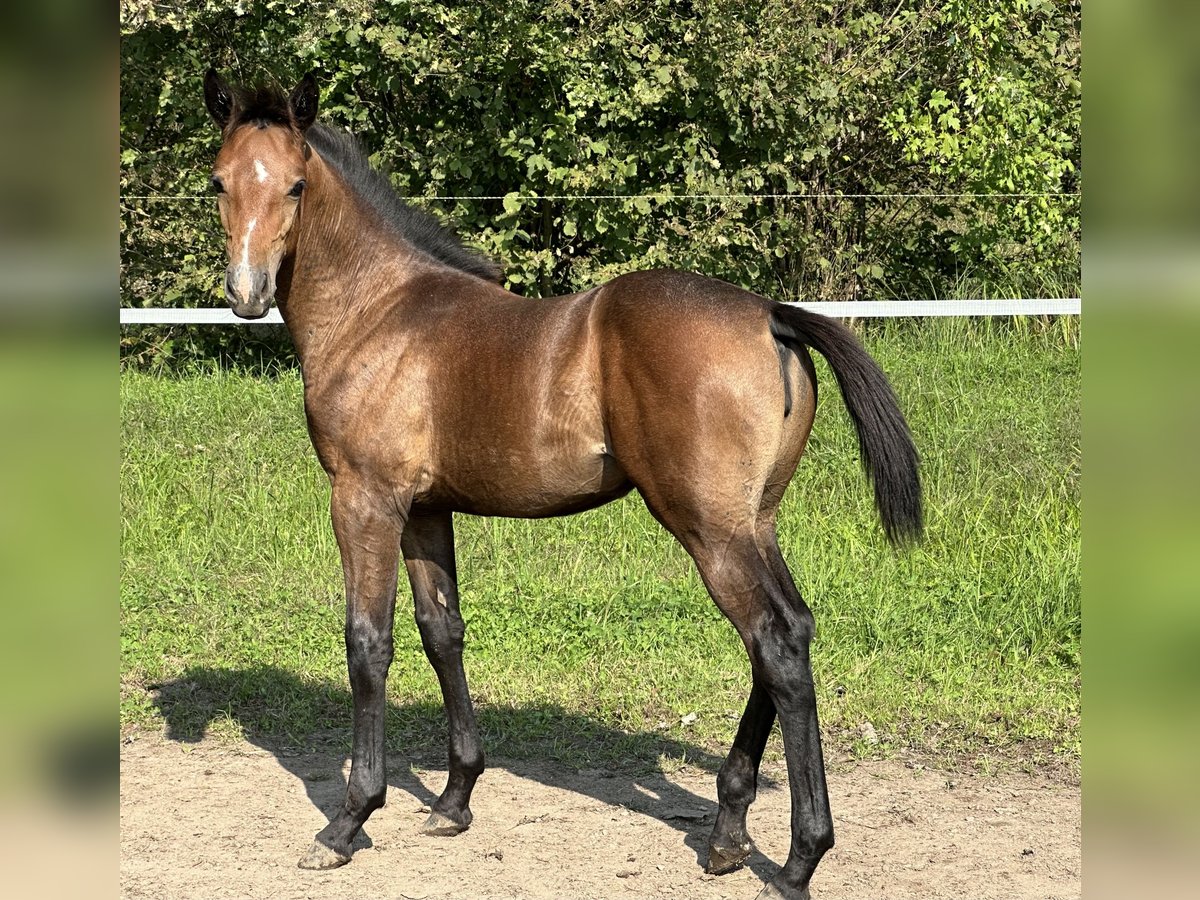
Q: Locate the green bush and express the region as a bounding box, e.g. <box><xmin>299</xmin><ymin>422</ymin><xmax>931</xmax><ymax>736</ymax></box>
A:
<box><xmin>120</xmin><ymin>0</ymin><xmax>1079</xmax><ymax>367</ymax></box>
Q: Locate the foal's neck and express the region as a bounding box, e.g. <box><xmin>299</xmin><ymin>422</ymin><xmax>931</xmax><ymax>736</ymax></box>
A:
<box><xmin>275</xmin><ymin>150</ymin><xmax>420</xmax><ymax>369</ymax></box>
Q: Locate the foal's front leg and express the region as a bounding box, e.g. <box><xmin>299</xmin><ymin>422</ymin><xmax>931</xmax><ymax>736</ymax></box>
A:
<box><xmin>402</xmin><ymin>511</ymin><xmax>484</xmax><ymax>835</ymax></box>
<box><xmin>300</xmin><ymin>481</ymin><xmax>405</xmax><ymax>869</ymax></box>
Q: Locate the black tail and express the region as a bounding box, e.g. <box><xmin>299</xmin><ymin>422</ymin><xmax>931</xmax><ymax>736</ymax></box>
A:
<box><xmin>770</xmin><ymin>304</ymin><xmax>923</xmax><ymax>546</ymax></box>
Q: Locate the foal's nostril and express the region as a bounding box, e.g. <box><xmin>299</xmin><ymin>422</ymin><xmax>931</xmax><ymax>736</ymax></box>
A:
<box><xmin>225</xmin><ymin>269</ymin><xmax>241</xmax><ymax>301</ymax></box>
<box><xmin>257</xmin><ymin>270</ymin><xmax>270</xmax><ymax>294</ymax></box>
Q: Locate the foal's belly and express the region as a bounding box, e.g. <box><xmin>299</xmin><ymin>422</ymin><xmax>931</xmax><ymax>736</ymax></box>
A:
<box><xmin>419</xmin><ymin>431</ymin><xmax>632</xmax><ymax>518</ymax></box>
<box><xmin>391</xmin><ymin>288</ymin><xmax>624</xmax><ymax>517</ymax></box>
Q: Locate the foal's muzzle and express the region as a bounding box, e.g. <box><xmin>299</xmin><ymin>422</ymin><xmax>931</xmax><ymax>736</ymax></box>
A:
<box><xmin>225</xmin><ymin>266</ymin><xmax>273</xmax><ymax>319</ymax></box>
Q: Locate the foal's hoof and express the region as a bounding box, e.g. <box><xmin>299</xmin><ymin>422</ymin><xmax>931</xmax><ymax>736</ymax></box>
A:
<box><xmin>754</xmin><ymin>882</ymin><xmax>810</xmax><ymax>900</ymax></box>
<box><xmin>297</xmin><ymin>840</ymin><xmax>351</xmax><ymax>870</ymax></box>
<box><xmin>706</xmin><ymin>839</ymin><xmax>754</xmax><ymax>875</ymax></box>
<box><xmin>420</xmin><ymin>810</ymin><xmax>470</xmax><ymax>837</ymax></box>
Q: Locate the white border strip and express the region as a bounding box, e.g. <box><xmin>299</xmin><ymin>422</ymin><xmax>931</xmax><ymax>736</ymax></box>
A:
<box><xmin>121</xmin><ymin>308</ymin><xmax>285</xmax><ymax>324</ymax></box>
<box><xmin>789</xmin><ymin>298</ymin><xmax>1080</xmax><ymax>317</ymax></box>
<box><xmin>119</xmin><ymin>298</ymin><xmax>1079</xmax><ymax>325</ymax></box>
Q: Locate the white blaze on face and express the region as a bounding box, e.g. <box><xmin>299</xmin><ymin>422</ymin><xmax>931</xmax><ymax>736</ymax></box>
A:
<box><xmin>237</xmin><ymin>217</ymin><xmax>258</xmax><ymax>298</ymax></box>
<box><xmin>240</xmin><ymin>217</ymin><xmax>258</xmax><ymax>268</ymax></box>
<box><xmin>254</xmin><ymin>159</ymin><xmax>269</xmax><ymax>183</ymax></box>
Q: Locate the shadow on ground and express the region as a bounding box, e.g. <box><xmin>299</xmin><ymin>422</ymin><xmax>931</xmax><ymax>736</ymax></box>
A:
<box><xmin>149</xmin><ymin>665</ymin><xmax>782</xmax><ymax>884</ymax></box>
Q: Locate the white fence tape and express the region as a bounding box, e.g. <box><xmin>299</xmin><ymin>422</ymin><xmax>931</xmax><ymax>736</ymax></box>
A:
<box><xmin>119</xmin><ymin>298</ymin><xmax>1078</xmax><ymax>325</ymax></box>
<box><xmin>786</xmin><ymin>298</ymin><xmax>1080</xmax><ymax>317</ymax></box>
<box><xmin>121</xmin><ymin>307</ymin><xmax>286</xmax><ymax>324</ymax></box>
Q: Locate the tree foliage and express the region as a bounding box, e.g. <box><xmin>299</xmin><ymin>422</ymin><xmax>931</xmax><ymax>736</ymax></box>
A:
<box><xmin>120</xmin><ymin>0</ymin><xmax>1079</xmax><ymax>366</ymax></box>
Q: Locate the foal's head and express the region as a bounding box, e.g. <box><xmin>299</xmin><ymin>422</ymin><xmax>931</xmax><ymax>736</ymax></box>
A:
<box><xmin>203</xmin><ymin>70</ymin><xmax>318</xmax><ymax>319</ymax></box>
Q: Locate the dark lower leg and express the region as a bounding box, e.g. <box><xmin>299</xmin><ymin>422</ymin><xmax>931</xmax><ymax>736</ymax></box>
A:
<box><xmin>403</xmin><ymin>513</ymin><xmax>483</xmax><ymax>835</ymax></box>
<box><xmin>708</xmin><ymin>679</ymin><xmax>775</xmax><ymax>873</ymax></box>
<box><xmin>689</xmin><ymin>529</ymin><xmax>833</xmax><ymax>899</ymax></box>
<box><xmin>306</xmin><ymin>621</ymin><xmax>394</xmax><ymax>861</ymax></box>
<box><xmin>745</xmin><ymin>528</ymin><xmax>835</xmax><ymax>896</ymax></box>
<box><xmin>756</xmin><ymin>605</ymin><xmax>834</xmax><ymax>898</ymax></box>
<box><xmin>299</xmin><ymin>485</ymin><xmax>403</xmax><ymax>869</ymax></box>
<box><xmin>419</xmin><ymin>630</ymin><xmax>483</xmax><ymax>834</ymax></box>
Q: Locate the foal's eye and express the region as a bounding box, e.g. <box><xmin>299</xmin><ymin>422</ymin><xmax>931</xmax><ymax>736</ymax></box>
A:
<box><xmin>210</xmin><ymin>175</ymin><xmax>225</xmax><ymax>194</ymax></box>
<box><xmin>288</xmin><ymin>179</ymin><xmax>306</xmax><ymax>198</ymax></box>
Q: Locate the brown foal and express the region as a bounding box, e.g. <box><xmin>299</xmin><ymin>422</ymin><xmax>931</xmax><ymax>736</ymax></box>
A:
<box><xmin>203</xmin><ymin>71</ymin><xmax>921</xmax><ymax>900</ymax></box>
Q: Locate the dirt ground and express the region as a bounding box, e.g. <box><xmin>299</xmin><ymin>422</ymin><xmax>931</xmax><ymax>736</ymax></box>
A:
<box><xmin>121</xmin><ymin>734</ymin><xmax>1079</xmax><ymax>900</ymax></box>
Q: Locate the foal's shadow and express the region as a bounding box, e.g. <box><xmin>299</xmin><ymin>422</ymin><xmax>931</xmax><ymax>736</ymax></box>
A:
<box><xmin>150</xmin><ymin>665</ymin><xmax>781</xmax><ymax>883</ymax></box>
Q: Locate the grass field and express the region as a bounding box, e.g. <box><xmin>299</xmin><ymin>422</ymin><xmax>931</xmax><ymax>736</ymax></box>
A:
<box><xmin>120</xmin><ymin>319</ymin><xmax>1079</xmax><ymax>773</ymax></box>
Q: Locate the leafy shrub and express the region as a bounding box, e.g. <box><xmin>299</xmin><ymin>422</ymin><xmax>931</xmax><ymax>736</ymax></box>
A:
<box><xmin>120</xmin><ymin>0</ymin><xmax>1079</xmax><ymax>368</ymax></box>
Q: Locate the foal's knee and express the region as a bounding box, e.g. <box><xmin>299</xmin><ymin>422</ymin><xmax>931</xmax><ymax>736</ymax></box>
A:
<box><xmin>414</xmin><ymin>596</ymin><xmax>465</xmax><ymax>656</ymax></box>
<box><xmin>345</xmin><ymin>619</ymin><xmax>394</xmax><ymax>684</ymax></box>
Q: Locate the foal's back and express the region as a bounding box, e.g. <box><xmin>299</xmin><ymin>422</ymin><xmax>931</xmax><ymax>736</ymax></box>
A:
<box><xmin>329</xmin><ymin>266</ymin><xmax>813</xmax><ymax>522</ymax></box>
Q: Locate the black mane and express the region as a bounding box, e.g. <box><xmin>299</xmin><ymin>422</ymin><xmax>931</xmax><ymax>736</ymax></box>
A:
<box><xmin>227</xmin><ymin>83</ymin><xmax>293</xmax><ymax>130</ymax></box>
<box><xmin>227</xmin><ymin>83</ymin><xmax>500</xmax><ymax>283</ymax></box>
<box><xmin>305</xmin><ymin>124</ymin><xmax>501</xmax><ymax>283</ymax></box>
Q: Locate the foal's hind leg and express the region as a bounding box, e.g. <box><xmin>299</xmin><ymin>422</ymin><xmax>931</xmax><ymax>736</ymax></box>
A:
<box><xmin>706</xmin><ymin>522</ymin><xmax>821</xmax><ymax>877</ymax></box>
<box><xmin>682</xmin><ymin>524</ymin><xmax>834</xmax><ymax>900</ymax></box>
<box><xmin>707</xmin><ymin>678</ymin><xmax>775</xmax><ymax>874</ymax></box>
<box><xmin>401</xmin><ymin>512</ymin><xmax>484</xmax><ymax>836</ymax></box>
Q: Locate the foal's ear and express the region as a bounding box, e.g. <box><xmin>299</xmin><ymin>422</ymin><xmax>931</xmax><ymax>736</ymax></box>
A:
<box><xmin>289</xmin><ymin>72</ymin><xmax>319</xmax><ymax>131</ymax></box>
<box><xmin>204</xmin><ymin>68</ymin><xmax>234</xmax><ymax>129</ymax></box>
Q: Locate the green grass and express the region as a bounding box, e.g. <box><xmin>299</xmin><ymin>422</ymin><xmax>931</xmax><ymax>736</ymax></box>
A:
<box><xmin>120</xmin><ymin>318</ymin><xmax>1079</xmax><ymax>773</ymax></box>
